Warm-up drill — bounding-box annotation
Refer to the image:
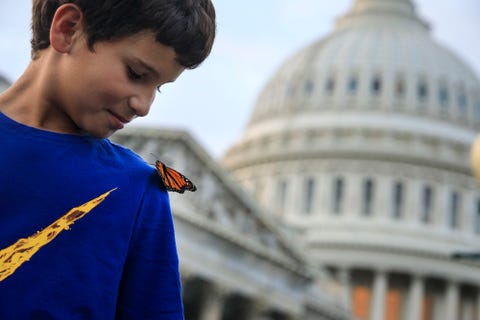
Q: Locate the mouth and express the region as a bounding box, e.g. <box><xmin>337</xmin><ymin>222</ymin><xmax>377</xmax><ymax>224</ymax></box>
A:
<box><xmin>108</xmin><ymin>110</ymin><xmax>131</xmax><ymax>129</ymax></box>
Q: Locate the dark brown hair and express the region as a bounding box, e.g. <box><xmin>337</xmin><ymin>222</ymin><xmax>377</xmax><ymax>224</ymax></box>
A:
<box><xmin>31</xmin><ymin>0</ymin><xmax>216</xmax><ymax>69</ymax></box>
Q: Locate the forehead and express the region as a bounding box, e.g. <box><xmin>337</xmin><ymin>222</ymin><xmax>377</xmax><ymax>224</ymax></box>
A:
<box><xmin>99</xmin><ymin>31</ymin><xmax>185</xmax><ymax>82</ymax></box>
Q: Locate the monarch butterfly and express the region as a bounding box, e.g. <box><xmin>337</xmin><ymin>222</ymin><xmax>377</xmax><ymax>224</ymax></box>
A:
<box><xmin>155</xmin><ymin>160</ymin><xmax>197</xmax><ymax>193</ymax></box>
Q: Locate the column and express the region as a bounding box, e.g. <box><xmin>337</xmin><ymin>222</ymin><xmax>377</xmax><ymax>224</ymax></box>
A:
<box><xmin>199</xmin><ymin>284</ymin><xmax>228</xmax><ymax>320</ymax></box>
<box><xmin>338</xmin><ymin>267</ymin><xmax>352</xmax><ymax>310</ymax></box>
<box><xmin>406</xmin><ymin>275</ymin><xmax>424</xmax><ymax>320</ymax></box>
<box><xmin>371</xmin><ymin>271</ymin><xmax>387</xmax><ymax>320</ymax></box>
<box><xmin>444</xmin><ymin>281</ymin><xmax>459</xmax><ymax>320</ymax></box>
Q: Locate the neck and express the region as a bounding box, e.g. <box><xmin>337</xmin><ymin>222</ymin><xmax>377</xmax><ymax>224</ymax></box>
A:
<box><xmin>0</xmin><ymin>53</ymin><xmax>78</xmax><ymax>134</ymax></box>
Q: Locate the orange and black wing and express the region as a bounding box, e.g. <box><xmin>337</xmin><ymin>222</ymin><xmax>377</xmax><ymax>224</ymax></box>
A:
<box><xmin>155</xmin><ymin>160</ymin><xmax>197</xmax><ymax>193</ymax></box>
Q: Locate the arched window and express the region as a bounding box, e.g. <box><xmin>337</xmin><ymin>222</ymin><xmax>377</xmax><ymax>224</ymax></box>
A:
<box><xmin>348</xmin><ymin>76</ymin><xmax>358</xmax><ymax>95</ymax></box>
<box><xmin>449</xmin><ymin>191</ymin><xmax>459</xmax><ymax>229</ymax></box>
<box><xmin>332</xmin><ymin>177</ymin><xmax>344</xmax><ymax>214</ymax></box>
<box><xmin>421</xmin><ymin>186</ymin><xmax>433</xmax><ymax>224</ymax></box>
<box><xmin>438</xmin><ymin>82</ymin><xmax>449</xmax><ymax>109</ymax></box>
<box><xmin>304</xmin><ymin>178</ymin><xmax>315</xmax><ymax>214</ymax></box>
<box><xmin>392</xmin><ymin>182</ymin><xmax>403</xmax><ymax>219</ymax></box>
<box><xmin>417</xmin><ymin>79</ymin><xmax>428</xmax><ymax>102</ymax></box>
<box><xmin>457</xmin><ymin>86</ymin><xmax>467</xmax><ymax>114</ymax></box>
<box><xmin>362</xmin><ymin>179</ymin><xmax>374</xmax><ymax>216</ymax></box>
<box><xmin>304</xmin><ymin>79</ymin><xmax>314</xmax><ymax>97</ymax></box>
<box><xmin>395</xmin><ymin>76</ymin><xmax>406</xmax><ymax>99</ymax></box>
<box><xmin>371</xmin><ymin>76</ymin><xmax>382</xmax><ymax>96</ymax></box>
<box><xmin>325</xmin><ymin>77</ymin><xmax>336</xmax><ymax>95</ymax></box>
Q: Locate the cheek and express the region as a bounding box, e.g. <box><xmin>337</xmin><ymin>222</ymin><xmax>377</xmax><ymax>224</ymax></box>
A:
<box><xmin>69</xmin><ymin>57</ymin><xmax>129</xmax><ymax>107</ymax></box>
<box><xmin>95</xmin><ymin>66</ymin><xmax>130</xmax><ymax>100</ymax></box>
<box><xmin>84</xmin><ymin>75</ymin><xmax>127</xmax><ymax>106</ymax></box>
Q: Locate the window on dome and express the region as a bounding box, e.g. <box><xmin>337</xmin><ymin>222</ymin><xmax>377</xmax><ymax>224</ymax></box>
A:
<box><xmin>304</xmin><ymin>178</ymin><xmax>315</xmax><ymax>214</ymax></box>
<box><xmin>417</xmin><ymin>80</ymin><xmax>428</xmax><ymax>102</ymax></box>
<box><xmin>348</xmin><ymin>76</ymin><xmax>358</xmax><ymax>94</ymax></box>
<box><xmin>395</xmin><ymin>77</ymin><xmax>406</xmax><ymax>99</ymax></box>
<box><xmin>332</xmin><ymin>177</ymin><xmax>344</xmax><ymax>214</ymax></box>
<box><xmin>457</xmin><ymin>88</ymin><xmax>467</xmax><ymax>114</ymax></box>
<box><xmin>362</xmin><ymin>179</ymin><xmax>374</xmax><ymax>216</ymax></box>
<box><xmin>392</xmin><ymin>182</ymin><xmax>403</xmax><ymax>219</ymax></box>
<box><xmin>421</xmin><ymin>186</ymin><xmax>433</xmax><ymax>224</ymax></box>
<box><xmin>438</xmin><ymin>83</ymin><xmax>449</xmax><ymax>109</ymax></box>
<box><xmin>449</xmin><ymin>191</ymin><xmax>459</xmax><ymax>229</ymax></box>
<box><xmin>325</xmin><ymin>77</ymin><xmax>336</xmax><ymax>95</ymax></box>
<box><xmin>371</xmin><ymin>76</ymin><xmax>382</xmax><ymax>96</ymax></box>
<box><xmin>305</xmin><ymin>79</ymin><xmax>314</xmax><ymax>97</ymax></box>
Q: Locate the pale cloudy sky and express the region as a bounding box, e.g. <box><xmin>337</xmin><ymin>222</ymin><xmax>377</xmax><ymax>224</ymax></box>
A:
<box><xmin>0</xmin><ymin>1</ymin><xmax>479</xmax><ymax>157</ymax></box>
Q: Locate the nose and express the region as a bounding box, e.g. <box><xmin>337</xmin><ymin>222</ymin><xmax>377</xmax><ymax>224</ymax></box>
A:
<box><xmin>128</xmin><ymin>88</ymin><xmax>156</xmax><ymax>117</ymax></box>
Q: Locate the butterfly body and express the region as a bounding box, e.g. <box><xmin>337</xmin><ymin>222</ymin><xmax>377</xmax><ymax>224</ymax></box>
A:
<box><xmin>155</xmin><ymin>160</ymin><xmax>197</xmax><ymax>193</ymax></box>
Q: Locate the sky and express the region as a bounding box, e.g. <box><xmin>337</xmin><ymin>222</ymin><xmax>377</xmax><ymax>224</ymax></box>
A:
<box><xmin>0</xmin><ymin>1</ymin><xmax>479</xmax><ymax>158</ymax></box>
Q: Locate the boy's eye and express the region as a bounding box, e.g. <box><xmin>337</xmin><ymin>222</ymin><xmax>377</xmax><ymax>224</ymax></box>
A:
<box><xmin>156</xmin><ymin>86</ymin><xmax>162</xmax><ymax>93</ymax></box>
<box><xmin>127</xmin><ymin>66</ymin><xmax>143</xmax><ymax>80</ymax></box>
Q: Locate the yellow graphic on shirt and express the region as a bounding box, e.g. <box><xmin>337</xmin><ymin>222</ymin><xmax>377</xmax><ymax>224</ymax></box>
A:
<box><xmin>0</xmin><ymin>188</ymin><xmax>116</xmax><ymax>282</ymax></box>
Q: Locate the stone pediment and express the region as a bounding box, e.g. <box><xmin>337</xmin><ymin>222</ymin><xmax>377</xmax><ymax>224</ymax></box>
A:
<box><xmin>111</xmin><ymin>127</ymin><xmax>310</xmax><ymax>277</ymax></box>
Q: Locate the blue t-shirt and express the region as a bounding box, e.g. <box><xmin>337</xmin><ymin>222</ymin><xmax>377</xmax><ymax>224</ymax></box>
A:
<box><xmin>0</xmin><ymin>113</ymin><xmax>184</xmax><ymax>319</ymax></box>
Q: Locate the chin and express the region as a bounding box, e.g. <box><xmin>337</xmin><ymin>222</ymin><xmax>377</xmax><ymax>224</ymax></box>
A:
<box><xmin>80</xmin><ymin>128</ymin><xmax>116</xmax><ymax>139</ymax></box>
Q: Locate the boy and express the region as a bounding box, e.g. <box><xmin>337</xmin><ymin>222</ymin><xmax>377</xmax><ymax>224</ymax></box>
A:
<box><xmin>0</xmin><ymin>0</ymin><xmax>215</xmax><ymax>319</ymax></box>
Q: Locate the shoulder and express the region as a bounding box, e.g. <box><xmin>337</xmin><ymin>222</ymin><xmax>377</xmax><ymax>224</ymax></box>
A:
<box><xmin>104</xmin><ymin>139</ymin><xmax>148</xmax><ymax>164</ymax></box>
<box><xmin>103</xmin><ymin>139</ymin><xmax>153</xmax><ymax>174</ymax></box>
<box><xmin>94</xmin><ymin>140</ymin><xmax>173</xmax><ymax>224</ymax></box>
<box><xmin>100</xmin><ymin>139</ymin><xmax>165</xmax><ymax>195</ymax></box>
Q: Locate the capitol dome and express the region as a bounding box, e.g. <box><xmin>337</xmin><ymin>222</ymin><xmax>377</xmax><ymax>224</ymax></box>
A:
<box><xmin>247</xmin><ymin>0</ymin><xmax>479</xmax><ymax>129</ymax></box>
<box><xmin>224</xmin><ymin>0</ymin><xmax>480</xmax><ymax>319</ymax></box>
<box><xmin>0</xmin><ymin>74</ymin><xmax>10</xmax><ymax>93</ymax></box>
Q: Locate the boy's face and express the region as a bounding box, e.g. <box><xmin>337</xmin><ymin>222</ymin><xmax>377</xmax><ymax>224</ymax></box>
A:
<box><xmin>55</xmin><ymin>31</ymin><xmax>185</xmax><ymax>138</ymax></box>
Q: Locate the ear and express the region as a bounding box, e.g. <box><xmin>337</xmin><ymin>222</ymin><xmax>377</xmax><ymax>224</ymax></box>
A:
<box><xmin>49</xmin><ymin>4</ymin><xmax>84</xmax><ymax>54</ymax></box>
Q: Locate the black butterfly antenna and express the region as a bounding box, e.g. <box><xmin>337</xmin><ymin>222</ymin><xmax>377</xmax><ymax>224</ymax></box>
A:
<box><xmin>149</xmin><ymin>152</ymin><xmax>161</xmax><ymax>163</ymax></box>
<box><xmin>149</xmin><ymin>152</ymin><xmax>173</xmax><ymax>166</ymax></box>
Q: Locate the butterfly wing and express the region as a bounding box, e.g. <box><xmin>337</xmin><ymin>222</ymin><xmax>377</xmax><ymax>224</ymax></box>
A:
<box><xmin>155</xmin><ymin>160</ymin><xmax>197</xmax><ymax>193</ymax></box>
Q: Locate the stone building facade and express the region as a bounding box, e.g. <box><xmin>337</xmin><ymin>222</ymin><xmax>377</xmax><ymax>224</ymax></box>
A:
<box><xmin>112</xmin><ymin>129</ymin><xmax>351</xmax><ymax>320</ymax></box>
<box><xmin>223</xmin><ymin>0</ymin><xmax>480</xmax><ymax>319</ymax></box>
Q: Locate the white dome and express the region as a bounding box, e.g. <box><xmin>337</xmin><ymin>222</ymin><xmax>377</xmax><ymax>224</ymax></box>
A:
<box><xmin>247</xmin><ymin>0</ymin><xmax>480</xmax><ymax>132</ymax></box>
<box><xmin>225</xmin><ymin>0</ymin><xmax>480</xmax><ymax>178</ymax></box>
<box><xmin>0</xmin><ymin>74</ymin><xmax>10</xmax><ymax>93</ymax></box>
<box><xmin>224</xmin><ymin>1</ymin><xmax>480</xmax><ymax>316</ymax></box>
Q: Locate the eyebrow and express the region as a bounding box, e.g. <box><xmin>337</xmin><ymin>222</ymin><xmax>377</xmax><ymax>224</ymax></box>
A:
<box><xmin>134</xmin><ymin>58</ymin><xmax>178</xmax><ymax>84</ymax></box>
<box><xmin>135</xmin><ymin>58</ymin><xmax>161</xmax><ymax>80</ymax></box>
